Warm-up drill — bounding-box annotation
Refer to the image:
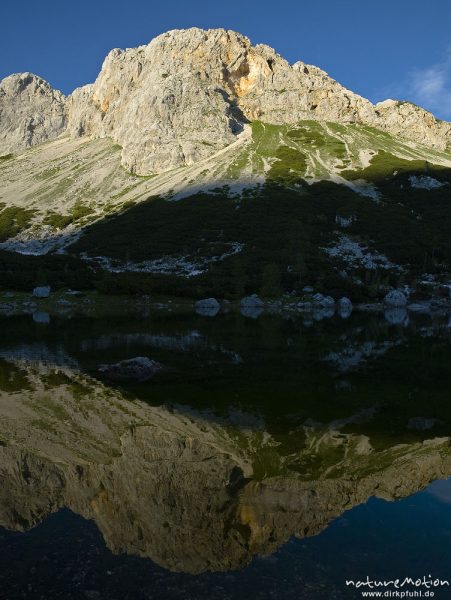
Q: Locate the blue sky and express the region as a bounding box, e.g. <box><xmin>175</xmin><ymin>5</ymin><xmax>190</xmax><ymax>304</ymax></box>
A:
<box><xmin>2</xmin><ymin>0</ymin><xmax>451</xmax><ymax>119</ymax></box>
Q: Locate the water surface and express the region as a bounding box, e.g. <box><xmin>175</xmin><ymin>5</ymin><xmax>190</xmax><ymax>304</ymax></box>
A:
<box><xmin>1</xmin><ymin>309</ymin><xmax>450</xmax><ymax>599</ymax></box>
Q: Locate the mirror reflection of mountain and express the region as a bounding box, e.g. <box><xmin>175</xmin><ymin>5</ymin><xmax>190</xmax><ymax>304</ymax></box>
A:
<box><xmin>1</xmin><ymin>312</ymin><xmax>451</xmax><ymax>574</ymax></box>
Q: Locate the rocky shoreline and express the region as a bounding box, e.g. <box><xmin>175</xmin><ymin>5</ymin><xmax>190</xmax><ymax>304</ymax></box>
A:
<box><xmin>1</xmin><ymin>282</ymin><xmax>451</xmax><ymax>326</ymax></box>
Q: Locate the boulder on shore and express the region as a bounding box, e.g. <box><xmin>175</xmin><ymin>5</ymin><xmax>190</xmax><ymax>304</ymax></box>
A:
<box><xmin>33</xmin><ymin>311</ymin><xmax>50</xmax><ymax>324</ymax></box>
<box><xmin>33</xmin><ymin>286</ymin><xmax>51</xmax><ymax>298</ymax></box>
<box><xmin>313</xmin><ymin>293</ymin><xmax>335</xmax><ymax>308</ymax></box>
<box><xmin>195</xmin><ymin>298</ymin><xmax>220</xmax><ymax>317</ymax></box>
<box><xmin>240</xmin><ymin>294</ymin><xmax>264</xmax><ymax>307</ymax></box>
<box><xmin>384</xmin><ymin>290</ymin><xmax>407</xmax><ymax>307</ymax></box>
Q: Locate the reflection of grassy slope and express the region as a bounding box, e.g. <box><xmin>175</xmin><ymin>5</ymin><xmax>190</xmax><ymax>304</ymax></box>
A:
<box><xmin>2</xmin><ymin>312</ymin><xmax>451</xmax><ymax>479</ymax></box>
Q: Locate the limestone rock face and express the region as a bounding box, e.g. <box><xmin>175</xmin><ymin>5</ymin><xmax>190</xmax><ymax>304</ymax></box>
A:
<box><xmin>64</xmin><ymin>28</ymin><xmax>451</xmax><ymax>174</ymax></box>
<box><xmin>1</xmin><ymin>29</ymin><xmax>451</xmax><ymax>173</ymax></box>
<box><xmin>0</xmin><ymin>73</ymin><xmax>66</xmax><ymax>155</ymax></box>
<box><xmin>375</xmin><ymin>99</ymin><xmax>451</xmax><ymax>151</ymax></box>
<box><xmin>65</xmin><ymin>28</ymin><xmax>381</xmax><ymax>174</ymax></box>
<box><xmin>66</xmin><ymin>29</ymin><xmax>247</xmax><ymax>174</ymax></box>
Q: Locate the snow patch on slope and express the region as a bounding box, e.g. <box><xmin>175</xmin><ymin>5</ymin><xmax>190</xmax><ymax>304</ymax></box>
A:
<box><xmin>323</xmin><ymin>234</ymin><xmax>401</xmax><ymax>271</ymax></box>
<box><xmin>409</xmin><ymin>175</ymin><xmax>447</xmax><ymax>190</ymax></box>
<box><xmin>82</xmin><ymin>242</ymin><xmax>243</xmax><ymax>277</ymax></box>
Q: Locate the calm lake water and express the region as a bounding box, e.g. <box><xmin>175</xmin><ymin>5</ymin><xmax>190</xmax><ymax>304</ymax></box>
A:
<box><xmin>1</xmin><ymin>308</ymin><xmax>451</xmax><ymax>599</ymax></box>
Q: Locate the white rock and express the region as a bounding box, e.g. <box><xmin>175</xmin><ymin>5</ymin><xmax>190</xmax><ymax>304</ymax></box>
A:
<box><xmin>32</xmin><ymin>286</ymin><xmax>51</xmax><ymax>298</ymax></box>
<box><xmin>409</xmin><ymin>175</ymin><xmax>446</xmax><ymax>190</ymax></box>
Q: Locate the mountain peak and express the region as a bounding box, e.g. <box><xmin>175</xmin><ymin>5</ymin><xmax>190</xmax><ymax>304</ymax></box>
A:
<box><xmin>0</xmin><ymin>72</ymin><xmax>66</xmax><ymax>156</ymax></box>
<box><xmin>1</xmin><ymin>28</ymin><xmax>450</xmax><ymax>172</ymax></box>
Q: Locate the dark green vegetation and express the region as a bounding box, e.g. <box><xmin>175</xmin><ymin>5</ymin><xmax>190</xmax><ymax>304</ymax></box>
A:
<box><xmin>0</xmin><ymin>206</ymin><xmax>35</xmax><ymax>242</ymax></box>
<box><xmin>1</xmin><ymin>120</ymin><xmax>450</xmax><ymax>300</ymax></box>
<box><xmin>70</xmin><ymin>157</ymin><xmax>451</xmax><ymax>300</ymax></box>
<box><xmin>0</xmin><ymin>250</ymin><xmax>95</xmax><ymax>291</ymax></box>
<box><xmin>44</xmin><ymin>201</ymin><xmax>95</xmax><ymax>230</ymax></box>
<box><xmin>341</xmin><ymin>149</ymin><xmax>449</xmax><ymax>182</ymax></box>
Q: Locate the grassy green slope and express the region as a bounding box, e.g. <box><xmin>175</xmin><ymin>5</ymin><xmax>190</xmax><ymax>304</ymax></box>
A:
<box><xmin>1</xmin><ymin>120</ymin><xmax>450</xmax><ymax>298</ymax></box>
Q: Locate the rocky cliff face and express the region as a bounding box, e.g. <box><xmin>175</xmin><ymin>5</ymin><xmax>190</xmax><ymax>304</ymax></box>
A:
<box><xmin>0</xmin><ymin>73</ymin><xmax>66</xmax><ymax>155</ymax></box>
<box><xmin>65</xmin><ymin>28</ymin><xmax>380</xmax><ymax>174</ymax></box>
<box><xmin>1</xmin><ymin>28</ymin><xmax>450</xmax><ymax>174</ymax></box>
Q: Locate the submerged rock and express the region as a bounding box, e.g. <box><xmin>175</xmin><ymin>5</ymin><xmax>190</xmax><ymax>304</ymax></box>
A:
<box><xmin>32</xmin><ymin>311</ymin><xmax>50</xmax><ymax>324</ymax></box>
<box><xmin>195</xmin><ymin>298</ymin><xmax>220</xmax><ymax>317</ymax></box>
<box><xmin>384</xmin><ymin>290</ymin><xmax>407</xmax><ymax>307</ymax></box>
<box><xmin>338</xmin><ymin>297</ymin><xmax>353</xmax><ymax>318</ymax></box>
<box><xmin>97</xmin><ymin>357</ymin><xmax>164</xmax><ymax>382</ymax></box>
<box><xmin>313</xmin><ymin>307</ymin><xmax>335</xmax><ymax>321</ymax></box>
<box><xmin>0</xmin><ymin>302</ymin><xmax>15</xmax><ymax>315</ymax></box>
<box><xmin>33</xmin><ymin>286</ymin><xmax>51</xmax><ymax>298</ymax></box>
<box><xmin>384</xmin><ymin>308</ymin><xmax>409</xmax><ymax>326</ymax></box>
<box><xmin>408</xmin><ymin>417</ymin><xmax>438</xmax><ymax>430</ymax></box>
<box><xmin>322</xmin><ymin>295</ymin><xmax>336</xmax><ymax>308</ymax></box>
<box><xmin>240</xmin><ymin>294</ymin><xmax>264</xmax><ymax>307</ymax></box>
<box><xmin>65</xmin><ymin>290</ymin><xmax>84</xmax><ymax>297</ymax></box>
<box><xmin>407</xmin><ymin>302</ymin><xmax>431</xmax><ymax>314</ymax></box>
<box><xmin>313</xmin><ymin>293</ymin><xmax>335</xmax><ymax>309</ymax></box>
<box><xmin>240</xmin><ymin>304</ymin><xmax>264</xmax><ymax>319</ymax></box>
